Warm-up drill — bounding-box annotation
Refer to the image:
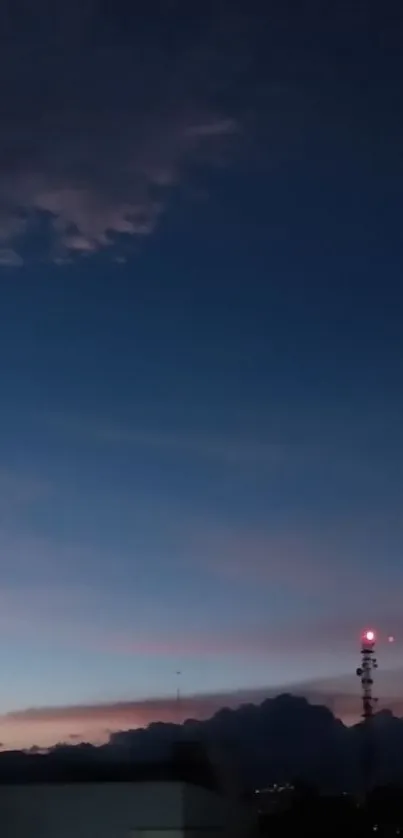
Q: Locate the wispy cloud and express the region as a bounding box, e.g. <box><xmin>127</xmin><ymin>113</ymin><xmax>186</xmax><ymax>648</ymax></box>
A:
<box><xmin>0</xmin><ymin>470</ymin><xmax>51</xmax><ymax>528</ymax></box>
<box><xmin>0</xmin><ymin>248</ymin><xmax>23</xmax><ymax>267</ymax></box>
<box><xmin>41</xmin><ymin>411</ymin><xmax>300</xmax><ymax>468</ymax></box>
<box><xmin>0</xmin><ymin>469</ymin><xmax>49</xmax><ymax>503</ymax></box>
<box><xmin>0</xmin><ymin>571</ymin><xmax>400</xmax><ymax>666</ymax></box>
<box><xmin>88</xmin><ymin>426</ymin><xmax>289</xmax><ymax>467</ymax></box>
<box><xmin>193</xmin><ymin>523</ymin><xmax>396</xmax><ymax>599</ymax></box>
<box><xmin>41</xmin><ymin>411</ymin><xmax>399</xmax><ymax>487</ymax></box>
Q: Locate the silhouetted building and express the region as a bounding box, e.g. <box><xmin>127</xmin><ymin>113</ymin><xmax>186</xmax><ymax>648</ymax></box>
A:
<box><xmin>0</xmin><ymin>740</ymin><xmax>256</xmax><ymax>838</ymax></box>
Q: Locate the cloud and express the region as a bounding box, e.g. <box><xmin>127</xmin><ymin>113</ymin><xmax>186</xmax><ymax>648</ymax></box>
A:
<box><xmin>185</xmin><ymin>119</ymin><xmax>239</xmax><ymax>138</ymax></box>
<box><xmin>0</xmin><ymin>1</ymin><xmax>240</xmax><ymax>262</ymax></box>
<box><xmin>2</xmin><ymin>668</ymin><xmax>403</xmax><ymax>752</ymax></box>
<box><xmin>41</xmin><ymin>411</ymin><xmax>303</xmax><ymax>467</ymax></box>
<box><xmin>0</xmin><ymin>247</ymin><xmax>23</xmax><ymax>266</ymax></box>
<box><xmin>0</xmin><ymin>0</ymin><xmax>396</xmax><ymax>264</ymax></box>
<box><xmin>81</xmin><ymin>425</ymin><xmax>289</xmax><ymax>467</ymax></box>
<box><xmin>0</xmin><ymin>685</ymin><xmax>266</xmax><ymax>750</ymax></box>
<box><xmin>0</xmin><ymin>684</ymin><xmax>339</xmax><ymax>750</ymax></box>
<box><xmin>0</xmin><ymin>568</ymin><xmax>400</xmax><ymax>672</ymax></box>
<box><xmin>0</xmin><ymin>471</ymin><xmax>51</xmax><ymax>530</ymax></box>
<box><xmin>0</xmin><ymin>506</ymin><xmax>400</xmax><ymax>672</ymax></box>
<box><xmin>41</xmin><ymin>411</ymin><xmax>402</xmax><ymax>491</ymax></box>
<box><xmin>0</xmin><ymin>469</ymin><xmax>50</xmax><ymax>504</ymax></box>
<box><xmin>0</xmin><ymin>248</ymin><xmax>23</xmax><ymax>266</ymax></box>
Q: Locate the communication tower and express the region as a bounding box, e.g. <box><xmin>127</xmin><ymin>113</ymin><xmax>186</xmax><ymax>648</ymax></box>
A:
<box><xmin>356</xmin><ymin>629</ymin><xmax>378</xmax><ymax>795</ymax></box>
<box><xmin>356</xmin><ymin>629</ymin><xmax>378</xmax><ymax>720</ymax></box>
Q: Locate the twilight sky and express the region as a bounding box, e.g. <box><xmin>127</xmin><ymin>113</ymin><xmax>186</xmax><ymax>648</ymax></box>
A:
<box><xmin>0</xmin><ymin>0</ymin><xmax>402</xmax><ymax>749</ymax></box>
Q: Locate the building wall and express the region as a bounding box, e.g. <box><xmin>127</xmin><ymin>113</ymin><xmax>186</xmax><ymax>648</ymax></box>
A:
<box><xmin>183</xmin><ymin>782</ymin><xmax>253</xmax><ymax>837</ymax></box>
<box><xmin>0</xmin><ymin>780</ymin><xmax>254</xmax><ymax>838</ymax></box>
<box><xmin>184</xmin><ymin>784</ymin><xmax>229</xmax><ymax>828</ymax></box>
<box><xmin>0</xmin><ymin>781</ymin><xmax>184</xmax><ymax>838</ymax></box>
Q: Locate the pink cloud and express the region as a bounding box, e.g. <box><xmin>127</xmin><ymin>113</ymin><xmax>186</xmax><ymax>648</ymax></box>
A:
<box><xmin>2</xmin><ymin>668</ymin><xmax>403</xmax><ymax>751</ymax></box>
<box><xmin>0</xmin><ymin>689</ymin><xmax>266</xmax><ymax>751</ymax></box>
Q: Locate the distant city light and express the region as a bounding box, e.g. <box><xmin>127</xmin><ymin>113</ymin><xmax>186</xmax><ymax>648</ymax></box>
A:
<box><xmin>388</xmin><ymin>635</ymin><xmax>395</xmax><ymax>643</ymax></box>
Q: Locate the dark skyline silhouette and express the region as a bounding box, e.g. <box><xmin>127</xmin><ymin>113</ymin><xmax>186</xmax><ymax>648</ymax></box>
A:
<box><xmin>2</xmin><ymin>695</ymin><xmax>403</xmax><ymax>794</ymax></box>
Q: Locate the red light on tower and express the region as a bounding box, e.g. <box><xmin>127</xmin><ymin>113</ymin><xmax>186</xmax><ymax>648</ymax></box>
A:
<box><xmin>363</xmin><ymin>629</ymin><xmax>375</xmax><ymax>644</ymax></box>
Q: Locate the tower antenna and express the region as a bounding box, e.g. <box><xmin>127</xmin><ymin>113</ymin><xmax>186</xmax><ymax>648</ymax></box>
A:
<box><xmin>356</xmin><ymin>629</ymin><xmax>378</xmax><ymax>795</ymax></box>
<box><xmin>356</xmin><ymin>630</ymin><xmax>378</xmax><ymax>721</ymax></box>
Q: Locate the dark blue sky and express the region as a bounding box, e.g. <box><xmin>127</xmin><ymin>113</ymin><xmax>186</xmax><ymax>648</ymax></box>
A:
<box><xmin>0</xmin><ymin>0</ymin><xmax>402</xmax><ymax>747</ymax></box>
